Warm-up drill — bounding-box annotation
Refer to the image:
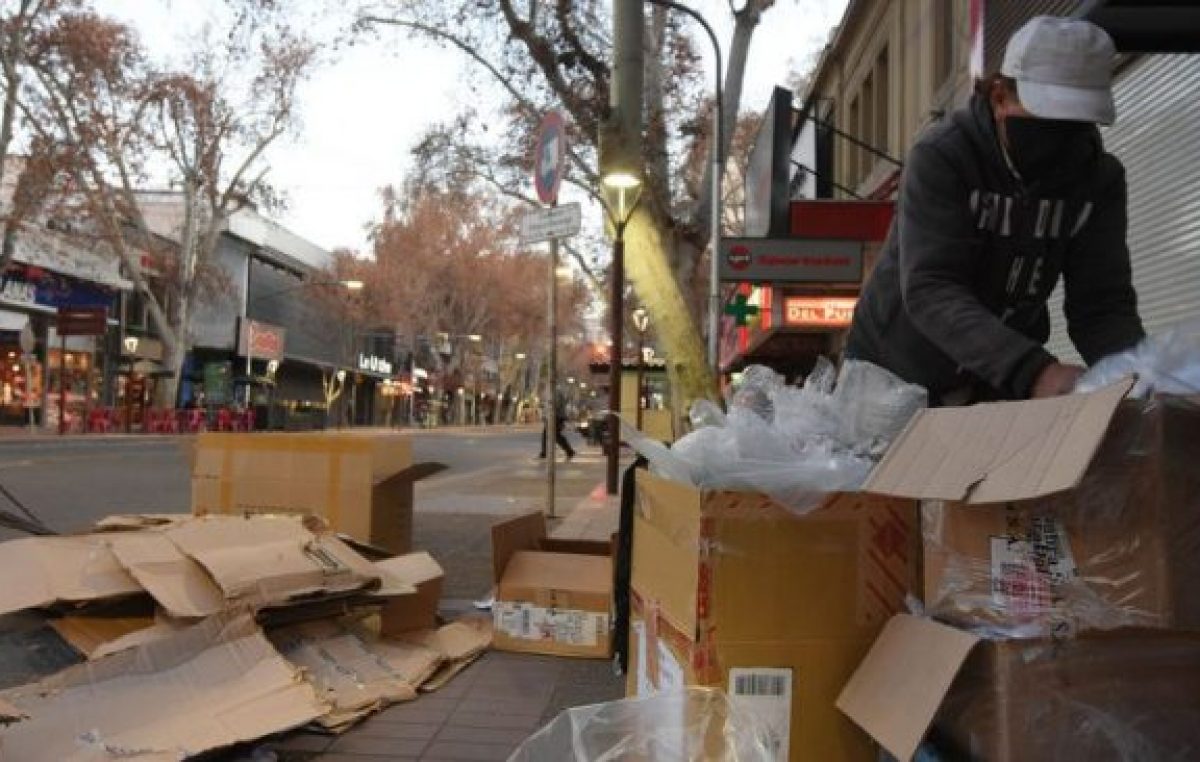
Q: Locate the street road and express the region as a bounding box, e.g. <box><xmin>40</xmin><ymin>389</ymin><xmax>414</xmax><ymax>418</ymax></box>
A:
<box><xmin>0</xmin><ymin>422</ymin><xmax>590</xmax><ymax>542</ymax></box>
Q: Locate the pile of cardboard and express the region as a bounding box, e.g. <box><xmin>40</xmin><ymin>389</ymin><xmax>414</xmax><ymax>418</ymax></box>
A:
<box><xmin>0</xmin><ymin>515</ymin><xmax>490</xmax><ymax>758</ymax></box>
<box><xmin>626</xmin><ymin>379</ymin><xmax>1200</xmax><ymax>761</ymax></box>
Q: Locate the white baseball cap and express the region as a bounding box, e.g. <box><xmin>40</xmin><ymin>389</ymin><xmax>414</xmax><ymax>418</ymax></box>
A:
<box><xmin>1001</xmin><ymin>16</ymin><xmax>1116</xmax><ymax>125</ymax></box>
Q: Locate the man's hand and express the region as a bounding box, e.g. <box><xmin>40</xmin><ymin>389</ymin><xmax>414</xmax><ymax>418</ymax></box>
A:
<box><xmin>1031</xmin><ymin>362</ymin><xmax>1086</xmax><ymax>398</ymax></box>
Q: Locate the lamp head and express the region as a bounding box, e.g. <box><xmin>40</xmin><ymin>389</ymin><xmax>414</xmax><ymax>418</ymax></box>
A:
<box><xmin>600</xmin><ymin>171</ymin><xmax>644</xmax><ymax>225</ymax></box>
<box><xmin>632</xmin><ymin>307</ymin><xmax>650</xmax><ymax>333</ymax></box>
<box><xmin>340</xmin><ymin>280</ymin><xmax>364</xmax><ymax>290</ymax></box>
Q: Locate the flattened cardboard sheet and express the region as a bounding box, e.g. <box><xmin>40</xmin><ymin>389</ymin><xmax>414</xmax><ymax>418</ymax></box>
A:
<box><xmin>0</xmin><ymin>613</ymin><xmax>324</xmax><ymax>761</ymax></box>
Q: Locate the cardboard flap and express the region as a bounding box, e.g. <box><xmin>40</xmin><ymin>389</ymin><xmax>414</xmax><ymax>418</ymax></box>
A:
<box><xmin>0</xmin><ymin>536</ymin><xmax>143</xmax><ymax>616</ymax></box>
<box><xmin>836</xmin><ymin>615</ymin><xmax>980</xmax><ymax>762</ymax></box>
<box><xmin>491</xmin><ymin>512</ymin><xmax>547</xmax><ymax>583</ymax></box>
<box><xmin>375</xmin><ymin>552</ymin><xmax>444</xmax><ymax>587</ymax></box>
<box><xmin>865</xmin><ymin>379</ymin><xmax>1133</xmax><ymax>503</ymax></box>
<box><xmin>375</xmin><ymin>461</ymin><xmax>447</xmax><ymax>488</ymax></box>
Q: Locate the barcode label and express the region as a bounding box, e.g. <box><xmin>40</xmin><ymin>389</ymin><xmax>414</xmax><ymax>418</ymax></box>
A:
<box><xmin>729</xmin><ymin>668</ymin><xmax>792</xmax><ymax>762</ymax></box>
<box><xmin>733</xmin><ymin>672</ymin><xmax>787</xmax><ymax>697</ymax></box>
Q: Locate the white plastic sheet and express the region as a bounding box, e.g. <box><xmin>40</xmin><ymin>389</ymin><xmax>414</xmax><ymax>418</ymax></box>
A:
<box><xmin>624</xmin><ymin>359</ymin><xmax>927</xmax><ymax>514</ymax></box>
<box><xmin>1076</xmin><ymin>319</ymin><xmax>1200</xmax><ymax>397</ymax></box>
<box><xmin>507</xmin><ymin>688</ymin><xmax>774</xmax><ymax>762</ymax></box>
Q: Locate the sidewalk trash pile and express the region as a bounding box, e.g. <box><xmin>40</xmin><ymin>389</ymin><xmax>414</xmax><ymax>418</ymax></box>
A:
<box><xmin>1076</xmin><ymin>317</ymin><xmax>1200</xmax><ymax>397</ymax></box>
<box><xmin>608</xmin><ymin>376</ymin><xmax>1200</xmax><ymax>761</ymax></box>
<box><xmin>509</xmin><ymin>687</ymin><xmax>776</xmax><ymax>762</ymax></box>
<box><xmin>625</xmin><ymin>358</ymin><xmax>928</xmax><ymax>513</ymax></box>
<box><xmin>0</xmin><ymin>513</ymin><xmax>490</xmax><ymax>760</ymax></box>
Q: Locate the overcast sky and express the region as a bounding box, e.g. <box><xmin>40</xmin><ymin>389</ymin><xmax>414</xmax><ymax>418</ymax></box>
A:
<box><xmin>94</xmin><ymin>0</ymin><xmax>849</xmax><ymax>254</ymax></box>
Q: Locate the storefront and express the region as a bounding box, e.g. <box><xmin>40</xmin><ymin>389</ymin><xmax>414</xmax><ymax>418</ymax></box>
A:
<box><xmin>0</xmin><ymin>261</ymin><xmax>126</xmax><ymax>427</ymax></box>
<box><xmin>351</xmin><ymin>350</ymin><xmax>395</xmax><ymax>426</ymax></box>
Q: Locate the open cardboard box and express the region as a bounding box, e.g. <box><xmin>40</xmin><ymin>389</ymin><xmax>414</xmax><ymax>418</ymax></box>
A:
<box><xmin>628</xmin><ymin>471</ymin><xmax>921</xmax><ymax>762</ymax></box>
<box><xmin>837</xmin><ymin>615</ymin><xmax>1200</xmax><ymax>761</ymax></box>
<box><xmin>490</xmin><ymin>512</ymin><xmax>613</xmax><ymax>659</ymax></box>
<box><xmin>837</xmin><ymin>379</ymin><xmax>1200</xmax><ymax>760</ymax></box>
<box><xmin>866</xmin><ymin>377</ymin><xmax>1200</xmax><ymax>634</ymax></box>
<box><xmin>191</xmin><ymin>432</ymin><xmax>445</xmax><ymax>555</ymax></box>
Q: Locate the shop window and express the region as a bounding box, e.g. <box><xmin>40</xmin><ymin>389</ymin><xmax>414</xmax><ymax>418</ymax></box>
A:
<box><xmin>875</xmin><ymin>48</ymin><xmax>890</xmax><ymax>157</ymax></box>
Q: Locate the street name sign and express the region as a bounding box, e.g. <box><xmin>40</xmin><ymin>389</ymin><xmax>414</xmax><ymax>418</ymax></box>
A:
<box><xmin>56</xmin><ymin>306</ymin><xmax>108</xmax><ymax>336</ymax></box>
<box><xmin>520</xmin><ymin>202</ymin><xmax>582</xmax><ymax>245</ymax></box>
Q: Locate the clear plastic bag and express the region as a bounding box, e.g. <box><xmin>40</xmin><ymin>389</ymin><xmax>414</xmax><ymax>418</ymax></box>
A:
<box><xmin>624</xmin><ymin>359</ymin><xmax>927</xmax><ymax>514</ymax></box>
<box><xmin>1076</xmin><ymin>318</ymin><xmax>1200</xmax><ymax>397</ymax></box>
<box><xmin>506</xmin><ymin>688</ymin><xmax>775</xmax><ymax>762</ymax></box>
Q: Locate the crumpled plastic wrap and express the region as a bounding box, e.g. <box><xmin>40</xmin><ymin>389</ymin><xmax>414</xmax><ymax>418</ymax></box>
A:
<box><xmin>1076</xmin><ymin>318</ymin><xmax>1200</xmax><ymax>397</ymax></box>
<box><xmin>624</xmin><ymin>359</ymin><xmax>927</xmax><ymax>514</ymax></box>
<box><xmin>922</xmin><ymin>396</ymin><xmax>1200</xmax><ymax>639</ymax></box>
<box><xmin>507</xmin><ymin>687</ymin><xmax>775</xmax><ymax>762</ymax></box>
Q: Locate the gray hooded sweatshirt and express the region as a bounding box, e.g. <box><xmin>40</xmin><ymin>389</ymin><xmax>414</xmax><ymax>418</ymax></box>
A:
<box><xmin>846</xmin><ymin>93</ymin><xmax>1144</xmax><ymax>401</ymax></box>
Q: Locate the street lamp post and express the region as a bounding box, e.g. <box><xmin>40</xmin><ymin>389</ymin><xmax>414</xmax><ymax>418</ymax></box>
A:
<box><xmin>599</xmin><ymin>171</ymin><xmax>643</xmax><ymax>496</ymax></box>
<box><xmin>632</xmin><ymin>307</ymin><xmax>649</xmax><ymax>431</ymax></box>
<box><xmin>644</xmin><ymin>0</ymin><xmax>723</xmax><ymax>377</ymax></box>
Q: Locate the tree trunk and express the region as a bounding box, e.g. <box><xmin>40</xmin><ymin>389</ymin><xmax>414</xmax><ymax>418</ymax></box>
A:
<box><xmin>624</xmin><ymin>205</ymin><xmax>716</xmax><ymax>420</ymax></box>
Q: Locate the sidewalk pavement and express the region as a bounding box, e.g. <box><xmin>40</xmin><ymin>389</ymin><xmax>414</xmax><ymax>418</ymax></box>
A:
<box><xmin>260</xmin><ymin>452</ymin><xmax>626</xmax><ymax>761</ymax></box>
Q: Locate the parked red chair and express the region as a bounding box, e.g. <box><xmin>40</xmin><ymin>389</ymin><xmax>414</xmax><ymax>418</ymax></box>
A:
<box><xmin>87</xmin><ymin>408</ymin><xmax>113</xmax><ymax>434</ymax></box>
<box><xmin>215</xmin><ymin>408</ymin><xmax>234</xmax><ymax>432</ymax></box>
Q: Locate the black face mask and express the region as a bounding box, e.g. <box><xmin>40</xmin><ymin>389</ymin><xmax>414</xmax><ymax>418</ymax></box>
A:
<box><xmin>1002</xmin><ymin>116</ymin><xmax>1094</xmax><ymax>182</ymax></box>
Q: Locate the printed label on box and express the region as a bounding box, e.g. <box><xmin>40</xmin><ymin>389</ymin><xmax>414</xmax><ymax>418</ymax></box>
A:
<box><xmin>632</xmin><ymin>620</ymin><xmax>684</xmax><ymax>697</ymax></box>
<box><xmin>990</xmin><ymin>514</ymin><xmax>1077</xmax><ymax>615</ymax></box>
<box><xmin>493</xmin><ymin>601</ymin><xmax>608</xmax><ymax>646</ymax></box>
<box><xmin>729</xmin><ymin>667</ymin><xmax>793</xmax><ymax>762</ymax></box>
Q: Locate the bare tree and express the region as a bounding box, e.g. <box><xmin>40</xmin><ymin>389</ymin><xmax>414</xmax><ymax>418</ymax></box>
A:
<box><xmin>356</xmin><ymin>0</ymin><xmax>779</xmax><ymax>412</ymax></box>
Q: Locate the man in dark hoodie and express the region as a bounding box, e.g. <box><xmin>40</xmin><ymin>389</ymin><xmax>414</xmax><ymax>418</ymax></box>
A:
<box><xmin>847</xmin><ymin>16</ymin><xmax>1144</xmax><ymax>404</ymax></box>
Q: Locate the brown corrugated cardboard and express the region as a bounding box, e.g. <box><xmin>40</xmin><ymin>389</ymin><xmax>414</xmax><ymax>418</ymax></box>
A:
<box><xmin>105</xmin><ymin>516</ymin><xmax>382</xmax><ymax>619</ymax></box>
<box><xmin>49</xmin><ymin>614</ymin><xmax>158</xmax><ymax>658</ymax></box>
<box><xmin>629</xmin><ymin>472</ymin><xmax>921</xmax><ymax>762</ymax></box>
<box><xmin>191</xmin><ymin>433</ymin><xmax>444</xmax><ymax>554</ymax></box>
<box><xmin>376</xmin><ymin>552</ymin><xmax>445</xmax><ymax>635</ymax></box>
<box><xmin>491</xmin><ymin>512</ymin><xmax>613</xmax><ymax>658</ymax></box>
<box><xmin>865</xmin><ymin>378</ymin><xmax>1133</xmax><ymax>503</ymax></box>
<box><xmin>0</xmin><ymin>612</ymin><xmax>324</xmax><ymax>760</ymax></box>
<box><xmin>837</xmin><ymin>615</ymin><xmax>1200</xmax><ymax>761</ymax></box>
<box><xmin>0</xmin><ymin>535</ymin><xmax>143</xmax><ymax>616</ymax></box>
<box><xmin>901</xmin><ymin>389</ymin><xmax>1200</xmax><ymax>634</ymax></box>
<box><xmin>269</xmin><ymin>618</ymin><xmax>427</xmax><ymax>730</ymax></box>
<box><xmin>835</xmin><ymin>615</ymin><xmax>979</xmax><ymax>762</ymax></box>
<box><xmin>106</xmin><ymin>530</ymin><xmax>226</xmax><ymax>618</ymax></box>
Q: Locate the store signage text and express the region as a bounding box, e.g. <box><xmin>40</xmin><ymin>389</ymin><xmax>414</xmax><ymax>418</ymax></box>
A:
<box><xmin>238</xmin><ymin>318</ymin><xmax>286</xmax><ymax>361</ymax></box>
<box><xmin>783</xmin><ymin>297</ymin><xmax>858</xmax><ymax>328</ymax></box>
<box><xmin>358</xmin><ymin>354</ymin><xmax>393</xmax><ymax>375</ymax></box>
<box><xmin>718</xmin><ymin>238</ymin><xmax>863</xmax><ymax>283</ymax></box>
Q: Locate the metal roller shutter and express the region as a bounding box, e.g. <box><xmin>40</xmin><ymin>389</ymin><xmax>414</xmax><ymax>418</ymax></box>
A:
<box><xmin>1046</xmin><ymin>54</ymin><xmax>1200</xmax><ymax>361</ymax></box>
<box><xmin>984</xmin><ymin>1</ymin><xmax>1084</xmax><ymax>74</ymax></box>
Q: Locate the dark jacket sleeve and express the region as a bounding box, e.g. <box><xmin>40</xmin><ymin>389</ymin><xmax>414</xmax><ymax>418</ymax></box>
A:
<box><xmin>1063</xmin><ymin>159</ymin><xmax>1145</xmax><ymax>364</ymax></box>
<box><xmin>897</xmin><ymin>142</ymin><xmax>1055</xmax><ymax>398</ymax></box>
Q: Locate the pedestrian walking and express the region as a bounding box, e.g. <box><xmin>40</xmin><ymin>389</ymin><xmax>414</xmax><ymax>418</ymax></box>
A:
<box><xmin>537</xmin><ymin>393</ymin><xmax>575</xmax><ymax>460</ymax></box>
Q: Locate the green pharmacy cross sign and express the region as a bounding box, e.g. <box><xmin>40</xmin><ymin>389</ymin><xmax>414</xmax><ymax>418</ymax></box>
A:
<box><xmin>724</xmin><ymin>293</ymin><xmax>760</xmax><ymax>327</ymax></box>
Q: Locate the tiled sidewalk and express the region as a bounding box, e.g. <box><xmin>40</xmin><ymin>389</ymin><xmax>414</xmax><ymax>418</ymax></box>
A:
<box><xmin>269</xmin><ymin>651</ymin><xmax>622</xmax><ymax>761</ymax></box>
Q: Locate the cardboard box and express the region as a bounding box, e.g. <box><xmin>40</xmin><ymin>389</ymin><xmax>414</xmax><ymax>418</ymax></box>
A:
<box><xmin>865</xmin><ymin>380</ymin><xmax>1200</xmax><ymax>635</ymax></box>
<box><xmin>191</xmin><ymin>433</ymin><xmax>444</xmax><ymax>554</ymax></box>
<box><xmin>838</xmin><ymin>614</ymin><xmax>1200</xmax><ymax>761</ymax></box>
<box><xmin>376</xmin><ymin>552</ymin><xmax>445</xmax><ymax>635</ymax></box>
<box><xmin>490</xmin><ymin>512</ymin><xmax>613</xmax><ymax>659</ymax></box>
<box><xmin>0</xmin><ymin>612</ymin><xmax>325</xmax><ymax>760</ymax></box>
<box><xmin>628</xmin><ymin>471</ymin><xmax>921</xmax><ymax>762</ymax></box>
